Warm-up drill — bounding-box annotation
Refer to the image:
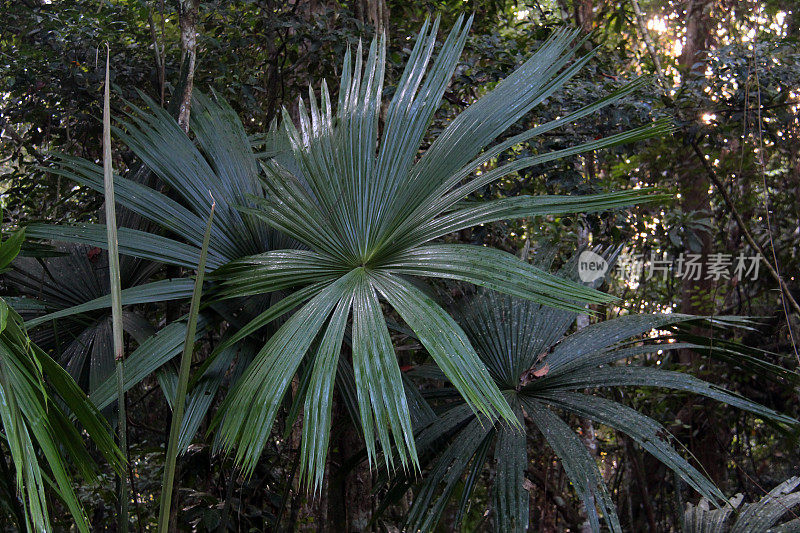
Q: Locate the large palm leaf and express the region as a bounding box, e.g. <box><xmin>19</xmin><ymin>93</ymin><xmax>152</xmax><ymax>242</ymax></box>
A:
<box><xmin>390</xmin><ymin>285</ymin><xmax>795</xmax><ymax>532</ymax></box>
<box><xmin>22</xmin><ymin>92</ymin><xmax>288</xmax><ymax>453</ymax></box>
<box><xmin>211</xmin><ymin>17</ymin><xmax>671</xmax><ymax>484</ymax></box>
<box><xmin>28</xmin><ymin>90</ymin><xmax>287</xmax><ymax>269</ymax></box>
<box><xmin>5</xmin><ymin>242</ymin><xmax>166</xmax><ymax>393</ymax></box>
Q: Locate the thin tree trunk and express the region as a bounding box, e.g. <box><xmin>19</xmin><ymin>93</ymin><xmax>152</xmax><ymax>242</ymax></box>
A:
<box><xmin>574</xmin><ymin>0</ymin><xmax>594</xmax><ymax>33</ymax></box>
<box><xmin>353</xmin><ymin>0</ymin><xmax>388</xmax><ymax>34</ymax></box>
<box><xmin>675</xmin><ymin>0</ymin><xmax>731</xmax><ymax>487</ymax></box>
<box><xmin>177</xmin><ymin>0</ymin><xmax>200</xmax><ymax>132</ymax></box>
<box><xmin>343</xmin><ymin>421</ymin><xmax>373</xmax><ymax>532</ymax></box>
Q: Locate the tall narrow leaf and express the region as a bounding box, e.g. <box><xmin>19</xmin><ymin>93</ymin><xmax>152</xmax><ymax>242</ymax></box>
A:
<box><xmin>101</xmin><ymin>45</ymin><xmax>129</xmax><ymax>533</ymax></box>
<box><xmin>157</xmin><ymin>200</ymin><xmax>216</xmax><ymax>531</ymax></box>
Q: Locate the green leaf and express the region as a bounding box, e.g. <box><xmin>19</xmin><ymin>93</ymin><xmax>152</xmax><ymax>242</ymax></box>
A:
<box><xmin>0</xmin><ymin>304</ymin><xmax>122</xmax><ymax>532</ymax></box>
<box><xmin>546</xmin><ymin>313</ymin><xmax>697</xmax><ymax>372</ymax></box>
<box><xmin>405</xmin><ymin>417</ymin><xmax>494</xmax><ymax>533</ymax></box>
<box><xmin>410</xmin><ymin>189</ymin><xmax>669</xmax><ymax>244</ymax></box>
<box><xmin>26</xmin><ymin>223</ymin><xmax>210</xmax><ymax>269</ymax></box>
<box><xmin>187</xmin><ymin>283</ymin><xmax>325</xmax><ymax>390</ymax></box>
<box><xmin>159</xmin><ymin>200</ymin><xmax>216</xmax><ymax>531</ymax></box>
<box><xmin>0</xmin><ymin>299</ymin><xmax>7</xmax><ymax>333</ymax></box>
<box><xmin>370</xmin><ymin>271</ymin><xmax>517</xmax><ymax>426</ymax></box>
<box><xmin>351</xmin><ymin>272</ymin><xmax>417</xmax><ymax>471</ymax></box>
<box><xmin>300</xmin><ymin>293</ymin><xmax>352</xmax><ymax>491</ymax></box>
<box><xmin>47</xmin><ymin>156</ymin><xmax>212</xmax><ymax>252</ymax></box>
<box><xmin>456</xmin><ymin>289</ymin><xmax>576</xmax><ymax>388</ymax></box>
<box><xmin>539</xmin><ymin>391</ymin><xmax>725</xmax><ymax>506</ymax></box>
<box><xmin>24</xmin><ymin>278</ymin><xmax>194</xmax><ymax>328</ymax></box>
<box><xmin>157</xmin><ymin>341</ymin><xmax>245</xmax><ymax>455</ymax></box>
<box><xmin>102</xmin><ymin>45</ymin><xmax>130</xmax><ymax>531</ymax></box>
<box><xmin>491</xmin><ymin>404</ymin><xmax>528</xmax><ymax>533</ymax></box>
<box><xmin>0</xmin><ymin>228</ymin><xmax>25</xmax><ymax>271</ymax></box>
<box><xmin>90</xmin><ymin>316</ymin><xmax>210</xmax><ymax>410</ymax></box>
<box><xmin>523</xmin><ymin>397</ymin><xmax>621</xmax><ymax>533</ymax></box>
<box><xmin>732</xmin><ymin>477</ymin><xmax>800</xmax><ymax>532</ymax></box>
<box><xmin>382</xmin><ymin>244</ymin><xmax>613</xmax><ymax>312</ymax></box>
<box><xmin>536</xmin><ymin>366</ymin><xmax>797</xmax><ymax>426</ymax></box>
<box><xmin>216</xmin><ymin>269</ymin><xmax>362</xmax><ymax>475</ymax></box>
<box><xmin>212</xmin><ymin>249</ymin><xmax>346</xmax><ymax>298</ymax></box>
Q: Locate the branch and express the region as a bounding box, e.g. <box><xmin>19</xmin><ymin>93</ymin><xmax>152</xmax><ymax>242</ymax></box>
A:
<box><xmin>690</xmin><ymin>140</ymin><xmax>800</xmax><ymax>317</ymax></box>
<box><xmin>630</xmin><ymin>0</ymin><xmax>671</xmax><ymax>96</ymax></box>
<box><xmin>0</xmin><ymin>116</ymin><xmax>47</xmax><ymax>165</ymax></box>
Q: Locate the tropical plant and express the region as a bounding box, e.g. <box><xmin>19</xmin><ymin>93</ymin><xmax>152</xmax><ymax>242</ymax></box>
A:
<box><xmin>207</xmin><ymin>15</ymin><xmax>674</xmax><ymax>486</ymax></box>
<box><xmin>22</xmin><ymin>16</ymin><xmax>672</xmax><ymax>492</ymax></box>
<box><xmin>24</xmin><ymin>91</ymin><xmax>281</xmax><ymax>454</ymax></box>
<box><xmin>382</xmin><ymin>276</ymin><xmax>795</xmax><ymax>532</ymax></box>
<box><xmin>4</xmin><ymin>242</ymin><xmax>162</xmax><ymax>392</ymax></box>
<box><xmin>684</xmin><ymin>477</ymin><xmax>800</xmax><ymax>533</ymax></box>
<box><xmin>0</xmin><ymin>225</ymin><xmax>123</xmax><ymax>532</ymax></box>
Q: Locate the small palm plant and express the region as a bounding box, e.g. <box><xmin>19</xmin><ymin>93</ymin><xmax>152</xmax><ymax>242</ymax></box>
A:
<box><xmin>684</xmin><ymin>477</ymin><xmax>800</xmax><ymax>532</ymax></box>
<box><xmin>384</xmin><ymin>284</ymin><xmax>795</xmax><ymax>532</ymax></box>
<box><xmin>210</xmin><ymin>15</ymin><xmax>671</xmax><ymax>486</ymax></box>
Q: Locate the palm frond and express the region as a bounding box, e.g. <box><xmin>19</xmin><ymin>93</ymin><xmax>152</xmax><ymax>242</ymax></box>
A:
<box><xmin>215</xmin><ymin>17</ymin><xmax>670</xmax><ymax>486</ymax></box>
<box><xmin>0</xmin><ymin>301</ymin><xmax>123</xmax><ymax>532</ymax></box>
<box><xmin>523</xmin><ymin>397</ymin><xmax>622</xmax><ymax>532</ymax></box>
<box><xmin>25</xmin><ymin>91</ymin><xmax>293</xmax><ymax>455</ymax></box>
<box><xmin>5</xmin><ymin>244</ymin><xmax>159</xmax><ymax>393</ymax></box>
<box><xmin>388</xmin><ymin>250</ymin><xmax>795</xmax><ymax>532</ymax></box>
<box><xmin>684</xmin><ymin>477</ymin><xmax>800</xmax><ymax>533</ymax></box>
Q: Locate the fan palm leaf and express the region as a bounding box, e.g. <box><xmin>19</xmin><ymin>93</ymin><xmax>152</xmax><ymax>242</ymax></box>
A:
<box><xmin>28</xmin><ymin>91</ymin><xmax>286</xmax><ymax>268</ymax></box>
<box><xmin>21</xmin><ymin>92</ymin><xmax>290</xmax><ymax>452</ymax></box>
<box><xmin>5</xmin><ymin>243</ymin><xmax>166</xmax><ymax>393</ymax></box>
<box><xmin>684</xmin><ymin>477</ymin><xmax>800</xmax><ymax>533</ymax></box>
<box><xmin>391</xmin><ymin>277</ymin><xmax>795</xmax><ymax>532</ymax></box>
<box><xmin>211</xmin><ymin>17</ymin><xmax>671</xmax><ymax>486</ymax></box>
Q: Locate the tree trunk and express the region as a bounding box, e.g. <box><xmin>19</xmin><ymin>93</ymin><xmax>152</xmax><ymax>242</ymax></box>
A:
<box><xmin>675</xmin><ymin>0</ymin><xmax>731</xmax><ymax>487</ymax></box>
<box><xmin>574</xmin><ymin>0</ymin><xmax>594</xmax><ymax>33</ymax></box>
<box><xmin>353</xmin><ymin>0</ymin><xmax>388</xmax><ymax>34</ymax></box>
<box><xmin>177</xmin><ymin>0</ymin><xmax>200</xmax><ymax>133</ymax></box>
<box><xmin>678</xmin><ymin>0</ymin><xmax>714</xmax><ymax>73</ymax></box>
<box><xmin>327</xmin><ymin>395</ymin><xmax>373</xmax><ymax>532</ymax></box>
<box><xmin>676</xmin><ymin>0</ymin><xmax>714</xmax><ymax>365</ymax></box>
<box><xmin>343</xmin><ymin>422</ymin><xmax>373</xmax><ymax>532</ymax></box>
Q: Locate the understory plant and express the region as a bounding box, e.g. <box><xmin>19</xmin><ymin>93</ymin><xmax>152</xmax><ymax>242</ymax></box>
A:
<box><xmin>0</xmin><ymin>224</ymin><xmax>123</xmax><ymax>532</ymax></box>
<box><xmin>210</xmin><ymin>15</ymin><xmax>671</xmax><ymax>485</ymax></box>
<box><xmin>4</xmin><ymin>14</ymin><xmax>791</xmax><ymax>533</ymax></box>
<box><xmin>379</xmin><ymin>264</ymin><xmax>795</xmax><ymax>532</ymax></box>
<box><xmin>24</xmin><ymin>16</ymin><xmax>671</xmax><ymax>487</ymax></box>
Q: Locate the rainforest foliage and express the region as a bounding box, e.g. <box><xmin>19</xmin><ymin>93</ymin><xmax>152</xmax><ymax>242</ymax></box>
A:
<box><xmin>0</xmin><ymin>0</ymin><xmax>799</xmax><ymax>531</ymax></box>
